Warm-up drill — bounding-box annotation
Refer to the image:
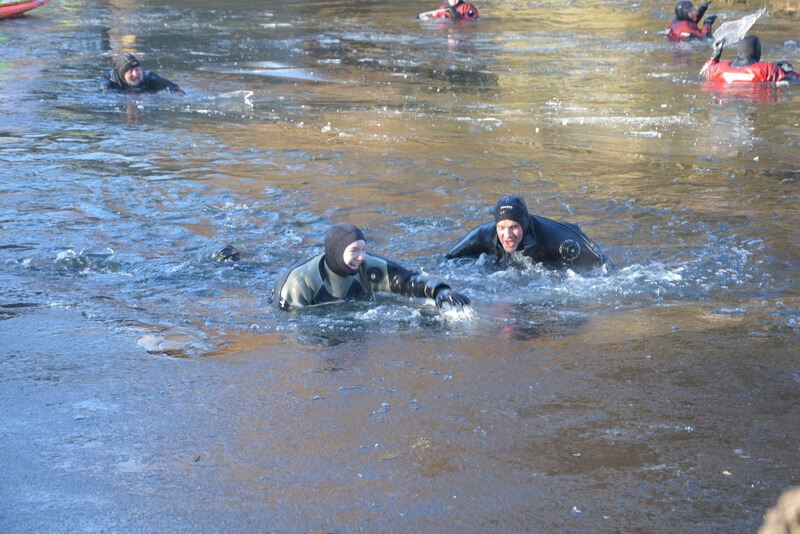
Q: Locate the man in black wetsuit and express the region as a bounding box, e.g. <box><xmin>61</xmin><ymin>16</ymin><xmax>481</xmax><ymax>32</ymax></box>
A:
<box><xmin>446</xmin><ymin>195</ymin><xmax>607</xmax><ymax>272</ymax></box>
<box><xmin>273</xmin><ymin>223</ymin><xmax>471</xmax><ymax>310</ymax></box>
<box><xmin>99</xmin><ymin>53</ymin><xmax>184</xmax><ymax>94</ymax></box>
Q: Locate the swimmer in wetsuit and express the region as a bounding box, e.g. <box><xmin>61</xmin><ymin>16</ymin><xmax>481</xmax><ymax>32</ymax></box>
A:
<box><xmin>99</xmin><ymin>53</ymin><xmax>185</xmax><ymax>94</ymax></box>
<box><xmin>273</xmin><ymin>223</ymin><xmax>470</xmax><ymax>311</ymax></box>
<box><xmin>420</xmin><ymin>0</ymin><xmax>478</xmax><ymax>21</ymax></box>
<box><xmin>701</xmin><ymin>36</ymin><xmax>800</xmax><ymax>84</ymax></box>
<box><xmin>667</xmin><ymin>0</ymin><xmax>716</xmax><ymax>42</ymax></box>
<box><xmin>446</xmin><ymin>195</ymin><xmax>608</xmax><ymax>273</ymax></box>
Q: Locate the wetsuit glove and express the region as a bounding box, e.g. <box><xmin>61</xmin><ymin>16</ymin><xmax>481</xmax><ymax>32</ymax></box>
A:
<box><xmin>710</xmin><ymin>38</ymin><xmax>724</xmax><ymax>61</ymax></box>
<box><xmin>703</xmin><ymin>14</ymin><xmax>717</xmax><ymax>26</ymax></box>
<box><xmin>434</xmin><ymin>287</ymin><xmax>470</xmax><ymax>309</ymax></box>
<box><xmin>697</xmin><ymin>2</ymin><xmax>711</xmax><ymax>20</ymax></box>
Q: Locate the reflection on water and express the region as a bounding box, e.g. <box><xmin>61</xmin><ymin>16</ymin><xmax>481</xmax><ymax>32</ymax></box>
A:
<box><xmin>1</xmin><ymin>0</ymin><xmax>799</xmax><ymax>529</ymax></box>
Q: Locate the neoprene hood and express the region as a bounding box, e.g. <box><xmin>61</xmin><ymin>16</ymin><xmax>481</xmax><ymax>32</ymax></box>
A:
<box><xmin>111</xmin><ymin>53</ymin><xmax>141</xmax><ymax>87</ymax></box>
<box><xmin>494</xmin><ymin>195</ymin><xmax>531</xmax><ymax>232</ymax></box>
<box><xmin>324</xmin><ymin>223</ymin><xmax>366</xmax><ymax>277</ymax></box>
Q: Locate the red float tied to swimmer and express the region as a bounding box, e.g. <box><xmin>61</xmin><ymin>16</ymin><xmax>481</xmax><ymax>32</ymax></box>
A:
<box><xmin>418</xmin><ymin>2</ymin><xmax>478</xmax><ymax>21</ymax></box>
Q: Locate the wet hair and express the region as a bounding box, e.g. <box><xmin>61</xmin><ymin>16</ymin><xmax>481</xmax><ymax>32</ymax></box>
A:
<box><xmin>675</xmin><ymin>1</ymin><xmax>694</xmax><ymax>21</ymax></box>
<box><xmin>494</xmin><ymin>195</ymin><xmax>530</xmax><ymax>232</ymax></box>
<box><xmin>733</xmin><ymin>36</ymin><xmax>762</xmax><ymax>67</ymax></box>
<box><xmin>324</xmin><ymin>223</ymin><xmax>366</xmax><ymax>277</ymax></box>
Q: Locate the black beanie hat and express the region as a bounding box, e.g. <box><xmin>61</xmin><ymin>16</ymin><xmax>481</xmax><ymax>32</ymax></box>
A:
<box><xmin>324</xmin><ymin>223</ymin><xmax>366</xmax><ymax>277</ymax></box>
<box><xmin>112</xmin><ymin>53</ymin><xmax>141</xmax><ymax>86</ymax></box>
<box><xmin>494</xmin><ymin>195</ymin><xmax>530</xmax><ymax>231</ymax></box>
<box><xmin>675</xmin><ymin>1</ymin><xmax>693</xmax><ymax>20</ymax></box>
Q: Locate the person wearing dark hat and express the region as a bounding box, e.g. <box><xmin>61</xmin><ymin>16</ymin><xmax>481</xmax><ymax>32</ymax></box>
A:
<box><xmin>272</xmin><ymin>223</ymin><xmax>471</xmax><ymax>311</ymax></box>
<box><xmin>701</xmin><ymin>36</ymin><xmax>800</xmax><ymax>84</ymax></box>
<box><xmin>445</xmin><ymin>195</ymin><xmax>607</xmax><ymax>273</ymax></box>
<box><xmin>99</xmin><ymin>53</ymin><xmax>185</xmax><ymax>94</ymax></box>
<box><xmin>667</xmin><ymin>0</ymin><xmax>716</xmax><ymax>42</ymax></box>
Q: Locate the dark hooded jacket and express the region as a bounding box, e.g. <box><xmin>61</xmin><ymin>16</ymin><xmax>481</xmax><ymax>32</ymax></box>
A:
<box><xmin>99</xmin><ymin>54</ymin><xmax>182</xmax><ymax>94</ymax></box>
<box><xmin>446</xmin><ymin>214</ymin><xmax>607</xmax><ymax>273</ymax></box>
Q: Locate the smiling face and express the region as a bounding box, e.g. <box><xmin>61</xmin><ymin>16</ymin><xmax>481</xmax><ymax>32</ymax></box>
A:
<box><xmin>342</xmin><ymin>240</ymin><xmax>366</xmax><ymax>271</ymax></box>
<box><xmin>496</xmin><ymin>220</ymin><xmax>524</xmax><ymax>253</ymax></box>
<box><xmin>123</xmin><ymin>66</ymin><xmax>143</xmax><ymax>86</ymax></box>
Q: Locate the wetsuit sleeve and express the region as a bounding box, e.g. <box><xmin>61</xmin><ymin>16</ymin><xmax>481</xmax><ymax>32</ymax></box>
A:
<box><xmin>696</xmin><ymin>2</ymin><xmax>709</xmax><ymax>22</ymax></box>
<box><xmin>445</xmin><ymin>223</ymin><xmax>497</xmax><ymax>259</ymax></box>
<box><xmin>364</xmin><ymin>254</ymin><xmax>449</xmax><ymax>300</ymax></box>
<box><xmin>98</xmin><ymin>70</ymin><xmax>120</xmax><ymax>92</ymax></box>
<box><xmin>141</xmin><ymin>71</ymin><xmax>182</xmax><ymax>93</ymax></box>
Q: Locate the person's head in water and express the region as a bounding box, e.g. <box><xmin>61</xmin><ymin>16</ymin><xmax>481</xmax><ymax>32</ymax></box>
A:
<box><xmin>733</xmin><ymin>35</ymin><xmax>762</xmax><ymax>67</ymax></box>
<box><xmin>113</xmin><ymin>53</ymin><xmax>143</xmax><ymax>87</ymax></box>
<box><xmin>324</xmin><ymin>223</ymin><xmax>367</xmax><ymax>277</ymax></box>
<box><xmin>674</xmin><ymin>0</ymin><xmax>702</xmax><ymax>22</ymax></box>
<box><xmin>447</xmin><ymin>0</ymin><xmax>462</xmax><ymax>6</ymax></box>
<box><xmin>494</xmin><ymin>195</ymin><xmax>530</xmax><ymax>253</ymax></box>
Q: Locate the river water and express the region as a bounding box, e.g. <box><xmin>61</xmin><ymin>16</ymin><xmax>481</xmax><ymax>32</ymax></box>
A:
<box><xmin>1</xmin><ymin>0</ymin><xmax>799</xmax><ymax>531</ymax></box>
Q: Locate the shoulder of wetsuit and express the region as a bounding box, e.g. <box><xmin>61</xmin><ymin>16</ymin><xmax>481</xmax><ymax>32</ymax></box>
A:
<box><xmin>528</xmin><ymin>214</ymin><xmax>605</xmax><ymax>270</ymax></box>
<box><xmin>271</xmin><ymin>254</ymin><xmax>323</xmax><ymax>308</ymax></box>
<box><xmin>445</xmin><ymin>221</ymin><xmax>498</xmax><ymax>259</ymax></box>
<box><xmin>363</xmin><ymin>252</ymin><xmax>409</xmax><ymax>282</ymax></box>
<box><xmin>99</xmin><ymin>70</ymin><xmax>122</xmax><ymax>91</ymax></box>
<box><xmin>141</xmin><ymin>71</ymin><xmax>181</xmax><ymax>93</ymax></box>
<box><xmin>364</xmin><ymin>252</ymin><xmax>446</xmax><ymax>299</ymax></box>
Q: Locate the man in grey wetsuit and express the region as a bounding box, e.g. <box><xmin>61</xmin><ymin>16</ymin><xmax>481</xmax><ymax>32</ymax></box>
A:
<box><xmin>99</xmin><ymin>53</ymin><xmax>184</xmax><ymax>94</ymax></box>
<box><xmin>273</xmin><ymin>223</ymin><xmax>470</xmax><ymax>310</ymax></box>
<box><xmin>446</xmin><ymin>195</ymin><xmax>607</xmax><ymax>273</ymax></box>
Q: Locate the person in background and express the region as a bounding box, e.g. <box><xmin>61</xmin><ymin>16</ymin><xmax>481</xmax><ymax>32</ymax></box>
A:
<box><xmin>99</xmin><ymin>53</ymin><xmax>185</xmax><ymax>94</ymax></box>
<box><xmin>446</xmin><ymin>195</ymin><xmax>607</xmax><ymax>273</ymax></box>
<box><xmin>701</xmin><ymin>36</ymin><xmax>799</xmax><ymax>84</ymax></box>
<box><xmin>419</xmin><ymin>0</ymin><xmax>478</xmax><ymax>21</ymax></box>
<box><xmin>667</xmin><ymin>0</ymin><xmax>716</xmax><ymax>41</ymax></box>
<box><xmin>273</xmin><ymin>223</ymin><xmax>471</xmax><ymax>311</ymax></box>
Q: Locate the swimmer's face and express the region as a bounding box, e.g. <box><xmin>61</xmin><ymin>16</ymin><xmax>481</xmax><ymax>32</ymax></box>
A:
<box><xmin>447</xmin><ymin>0</ymin><xmax>459</xmax><ymax>6</ymax></box>
<box><xmin>496</xmin><ymin>220</ymin><xmax>524</xmax><ymax>253</ymax></box>
<box><xmin>124</xmin><ymin>66</ymin><xmax>143</xmax><ymax>86</ymax></box>
<box><xmin>342</xmin><ymin>240</ymin><xmax>366</xmax><ymax>271</ymax></box>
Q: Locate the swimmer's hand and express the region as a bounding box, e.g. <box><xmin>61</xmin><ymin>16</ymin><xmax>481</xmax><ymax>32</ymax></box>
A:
<box><xmin>697</xmin><ymin>2</ymin><xmax>711</xmax><ymax>20</ymax></box>
<box><xmin>711</xmin><ymin>38</ymin><xmax>725</xmax><ymax>61</ymax></box>
<box><xmin>703</xmin><ymin>14</ymin><xmax>716</xmax><ymax>26</ymax></box>
<box><xmin>434</xmin><ymin>288</ymin><xmax>471</xmax><ymax>309</ymax></box>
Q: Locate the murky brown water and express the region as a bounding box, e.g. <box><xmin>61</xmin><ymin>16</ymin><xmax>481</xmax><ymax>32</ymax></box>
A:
<box><xmin>1</xmin><ymin>0</ymin><xmax>799</xmax><ymax>531</ymax></box>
